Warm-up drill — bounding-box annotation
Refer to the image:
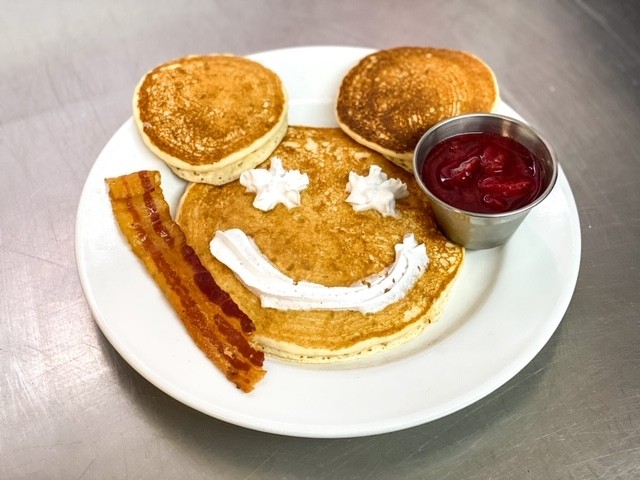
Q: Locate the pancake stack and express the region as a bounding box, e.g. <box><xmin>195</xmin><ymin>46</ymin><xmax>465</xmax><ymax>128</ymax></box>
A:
<box><xmin>177</xmin><ymin>126</ymin><xmax>464</xmax><ymax>363</ymax></box>
<box><xmin>336</xmin><ymin>47</ymin><xmax>499</xmax><ymax>171</ymax></box>
<box><xmin>133</xmin><ymin>55</ymin><xmax>288</xmax><ymax>185</ymax></box>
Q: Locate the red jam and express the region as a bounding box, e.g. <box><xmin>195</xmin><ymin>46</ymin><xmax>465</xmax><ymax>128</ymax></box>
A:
<box><xmin>421</xmin><ymin>132</ymin><xmax>545</xmax><ymax>214</ymax></box>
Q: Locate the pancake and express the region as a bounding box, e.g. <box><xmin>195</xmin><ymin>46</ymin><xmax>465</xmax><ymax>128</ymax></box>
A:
<box><xmin>133</xmin><ymin>54</ymin><xmax>288</xmax><ymax>185</ymax></box>
<box><xmin>336</xmin><ymin>46</ymin><xmax>499</xmax><ymax>171</ymax></box>
<box><xmin>176</xmin><ymin>126</ymin><xmax>464</xmax><ymax>363</ymax></box>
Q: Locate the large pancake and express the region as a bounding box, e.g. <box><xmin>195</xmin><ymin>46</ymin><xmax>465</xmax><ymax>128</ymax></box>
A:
<box><xmin>176</xmin><ymin>126</ymin><xmax>464</xmax><ymax>363</ymax></box>
<box><xmin>336</xmin><ymin>46</ymin><xmax>499</xmax><ymax>171</ymax></box>
<box><xmin>133</xmin><ymin>54</ymin><xmax>288</xmax><ymax>185</ymax></box>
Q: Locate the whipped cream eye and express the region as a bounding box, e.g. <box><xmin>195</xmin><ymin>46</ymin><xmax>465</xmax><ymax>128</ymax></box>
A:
<box><xmin>240</xmin><ymin>157</ymin><xmax>309</xmax><ymax>211</ymax></box>
<box><xmin>345</xmin><ymin>165</ymin><xmax>409</xmax><ymax>217</ymax></box>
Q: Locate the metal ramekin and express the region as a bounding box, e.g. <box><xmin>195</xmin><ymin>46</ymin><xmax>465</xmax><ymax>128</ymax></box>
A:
<box><xmin>413</xmin><ymin>113</ymin><xmax>558</xmax><ymax>249</ymax></box>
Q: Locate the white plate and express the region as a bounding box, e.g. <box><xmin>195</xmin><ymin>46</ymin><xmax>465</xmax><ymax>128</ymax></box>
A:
<box><xmin>75</xmin><ymin>46</ymin><xmax>581</xmax><ymax>438</ymax></box>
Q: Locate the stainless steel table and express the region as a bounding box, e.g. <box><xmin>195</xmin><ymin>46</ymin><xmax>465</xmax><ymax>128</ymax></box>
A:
<box><xmin>2</xmin><ymin>1</ymin><xmax>639</xmax><ymax>478</ymax></box>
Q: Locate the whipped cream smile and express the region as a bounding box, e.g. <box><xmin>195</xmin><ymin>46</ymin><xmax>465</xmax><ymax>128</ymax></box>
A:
<box><xmin>210</xmin><ymin>229</ymin><xmax>429</xmax><ymax>314</ymax></box>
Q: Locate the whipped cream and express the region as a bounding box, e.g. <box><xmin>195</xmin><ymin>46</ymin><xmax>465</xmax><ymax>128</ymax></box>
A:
<box><xmin>346</xmin><ymin>165</ymin><xmax>409</xmax><ymax>217</ymax></box>
<box><xmin>210</xmin><ymin>229</ymin><xmax>428</xmax><ymax>314</ymax></box>
<box><xmin>239</xmin><ymin>157</ymin><xmax>309</xmax><ymax>211</ymax></box>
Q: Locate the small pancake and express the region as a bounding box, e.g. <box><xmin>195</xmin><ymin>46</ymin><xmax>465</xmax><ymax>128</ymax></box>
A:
<box><xmin>176</xmin><ymin>126</ymin><xmax>464</xmax><ymax>363</ymax></box>
<box><xmin>336</xmin><ymin>47</ymin><xmax>499</xmax><ymax>171</ymax></box>
<box><xmin>133</xmin><ymin>54</ymin><xmax>288</xmax><ymax>184</ymax></box>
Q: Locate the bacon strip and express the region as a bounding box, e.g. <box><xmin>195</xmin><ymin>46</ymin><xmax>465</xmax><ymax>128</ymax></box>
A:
<box><xmin>106</xmin><ymin>171</ymin><xmax>265</xmax><ymax>392</ymax></box>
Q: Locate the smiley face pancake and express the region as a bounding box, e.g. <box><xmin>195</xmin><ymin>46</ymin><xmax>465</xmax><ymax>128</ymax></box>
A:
<box><xmin>176</xmin><ymin>126</ymin><xmax>464</xmax><ymax>363</ymax></box>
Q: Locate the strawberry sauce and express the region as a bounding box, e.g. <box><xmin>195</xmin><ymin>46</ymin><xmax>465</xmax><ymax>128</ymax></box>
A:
<box><xmin>421</xmin><ymin>132</ymin><xmax>545</xmax><ymax>214</ymax></box>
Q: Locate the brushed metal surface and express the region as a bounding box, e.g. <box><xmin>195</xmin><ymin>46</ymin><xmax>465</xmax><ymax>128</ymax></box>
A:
<box><xmin>1</xmin><ymin>1</ymin><xmax>639</xmax><ymax>478</ymax></box>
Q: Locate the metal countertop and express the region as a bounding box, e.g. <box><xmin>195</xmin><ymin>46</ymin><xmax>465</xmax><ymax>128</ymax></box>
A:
<box><xmin>1</xmin><ymin>1</ymin><xmax>638</xmax><ymax>478</ymax></box>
